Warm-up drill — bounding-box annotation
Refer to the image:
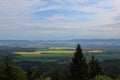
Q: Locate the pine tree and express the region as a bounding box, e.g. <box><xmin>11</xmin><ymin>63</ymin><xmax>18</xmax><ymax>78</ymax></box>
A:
<box><xmin>69</xmin><ymin>44</ymin><xmax>88</xmax><ymax>80</ymax></box>
<box><xmin>88</xmin><ymin>55</ymin><xmax>102</xmax><ymax>79</ymax></box>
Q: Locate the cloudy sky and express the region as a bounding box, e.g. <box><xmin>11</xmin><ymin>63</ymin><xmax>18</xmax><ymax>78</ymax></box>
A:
<box><xmin>0</xmin><ymin>0</ymin><xmax>120</xmax><ymax>40</ymax></box>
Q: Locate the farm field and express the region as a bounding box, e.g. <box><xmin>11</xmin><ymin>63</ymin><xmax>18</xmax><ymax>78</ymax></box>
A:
<box><xmin>14</xmin><ymin>50</ymin><xmax>74</xmax><ymax>61</ymax></box>
<box><xmin>13</xmin><ymin>49</ymin><xmax>120</xmax><ymax>62</ymax></box>
<box><xmin>86</xmin><ymin>53</ymin><xmax>120</xmax><ymax>61</ymax></box>
<box><xmin>15</xmin><ymin>49</ymin><xmax>103</xmax><ymax>55</ymax></box>
<box><xmin>15</xmin><ymin>50</ymin><xmax>74</xmax><ymax>55</ymax></box>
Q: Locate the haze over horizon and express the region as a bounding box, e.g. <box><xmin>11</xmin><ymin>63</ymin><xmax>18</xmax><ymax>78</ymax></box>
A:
<box><xmin>0</xmin><ymin>0</ymin><xmax>120</xmax><ymax>40</ymax></box>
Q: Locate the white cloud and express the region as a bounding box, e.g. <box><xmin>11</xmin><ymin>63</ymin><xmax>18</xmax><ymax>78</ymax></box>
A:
<box><xmin>0</xmin><ymin>0</ymin><xmax>45</xmax><ymax>16</ymax></box>
<box><xmin>35</xmin><ymin>0</ymin><xmax>120</xmax><ymax>25</ymax></box>
<box><xmin>53</xmin><ymin>0</ymin><xmax>89</xmax><ymax>4</ymax></box>
<box><xmin>0</xmin><ymin>0</ymin><xmax>120</xmax><ymax>40</ymax></box>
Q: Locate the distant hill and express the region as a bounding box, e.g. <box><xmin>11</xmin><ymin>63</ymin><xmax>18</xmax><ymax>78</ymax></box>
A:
<box><xmin>0</xmin><ymin>39</ymin><xmax>120</xmax><ymax>47</ymax></box>
<box><xmin>0</xmin><ymin>39</ymin><xmax>120</xmax><ymax>42</ymax></box>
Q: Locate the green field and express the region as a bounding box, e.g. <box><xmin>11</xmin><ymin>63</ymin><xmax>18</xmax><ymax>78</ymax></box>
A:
<box><xmin>14</xmin><ymin>50</ymin><xmax>74</xmax><ymax>61</ymax></box>
<box><xmin>13</xmin><ymin>49</ymin><xmax>120</xmax><ymax>62</ymax></box>
<box><xmin>86</xmin><ymin>53</ymin><xmax>120</xmax><ymax>61</ymax></box>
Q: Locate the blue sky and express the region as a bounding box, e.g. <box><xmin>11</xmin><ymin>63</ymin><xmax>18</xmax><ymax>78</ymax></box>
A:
<box><xmin>0</xmin><ymin>0</ymin><xmax>120</xmax><ymax>40</ymax></box>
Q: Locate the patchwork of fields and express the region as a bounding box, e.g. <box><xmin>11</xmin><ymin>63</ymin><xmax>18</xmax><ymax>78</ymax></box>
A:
<box><xmin>14</xmin><ymin>49</ymin><xmax>108</xmax><ymax>62</ymax></box>
<box><xmin>12</xmin><ymin>43</ymin><xmax>120</xmax><ymax>62</ymax></box>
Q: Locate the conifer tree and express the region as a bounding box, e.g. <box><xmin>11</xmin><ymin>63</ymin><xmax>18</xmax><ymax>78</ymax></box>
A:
<box><xmin>69</xmin><ymin>44</ymin><xmax>88</xmax><ymax>80</ymax></box>
<box><xmin>88</xmin><ymin>55</ymin><xmax>102</xmax><ymax>79</ymax></box>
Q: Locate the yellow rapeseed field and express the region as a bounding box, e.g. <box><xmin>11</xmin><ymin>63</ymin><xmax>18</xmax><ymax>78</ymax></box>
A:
<box><xmin>15</xmin><ymin>50</ymin><xmax>74</xmax><ymax>55</ymax></box>
<box><xmin>14</xmin><ymin>51</ymin><xmax>41</xmax><ymax>54</ymax></box>
<box><xmin>15</xmin><ymin>50</ymin><xmax>103</xmax><ymax>55</ymax></box>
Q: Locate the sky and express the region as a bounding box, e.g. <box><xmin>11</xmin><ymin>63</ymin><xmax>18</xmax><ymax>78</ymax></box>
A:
<box><xmin>0</xmin><ymin>0</ymin><xmax>120</xmax><ymax>40</ymax></box>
